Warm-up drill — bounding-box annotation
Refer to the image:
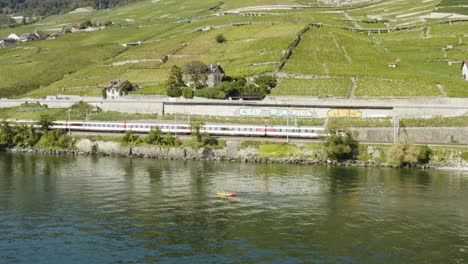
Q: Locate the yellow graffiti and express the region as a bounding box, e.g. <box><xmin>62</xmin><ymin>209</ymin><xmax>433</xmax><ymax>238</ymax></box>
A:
<box><xmin>328</xmin><ymin>109</ymin><xmax>362</xmax><ymax>118</ymax></box>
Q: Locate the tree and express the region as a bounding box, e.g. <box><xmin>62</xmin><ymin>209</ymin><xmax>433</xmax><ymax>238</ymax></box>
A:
<box><xmin>191</xmin><ymin>121</ymin><xmax>203</xmax><ymax>143</ymax></box>
<box><xmin>119</xmin><ymin>80</ymin><xmax>136</xmax><ymax>96</ymax></box>
<box><xmin>38</xmin><ymin>114</ymin><xmax>56</xmax><ymax>134</ymax></box>
<box><xmin>323</xmin><ymin>124</ymin><xmax>359</xmax><ymax>161</ymax></box>
<box><xmin>70</xmin><ymin>101</ymin><xmax>93</xmax><ymax>120</ymax></box>
<box><xmin>0</xmin><ymin>121</ymin><xmax>14</xmax><ymax>147</ymax></box>
<box><xmin>166</xmin><ymin>65</ymin><xmax>184</xmax><ymax>97</ymax></box>
<box><xmin>184</xmin><ymin>61</ymin><xmax>209</xmax><ymax>89</ymax></box>
<box><xmin>215</xmin><ymin>34</ymin><xmax>226</xmax><ymax>43</ymax></box>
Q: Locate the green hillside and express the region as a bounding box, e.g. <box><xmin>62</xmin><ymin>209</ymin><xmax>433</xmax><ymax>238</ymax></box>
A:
<box><xmin>0</xmin><ymin>0</ymin><xmax>467</xmax><ymax>98</ymax></box>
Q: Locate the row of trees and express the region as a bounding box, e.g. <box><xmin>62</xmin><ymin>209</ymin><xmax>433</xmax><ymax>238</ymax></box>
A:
<box><xmin>323</xmin><ymin>124</ymin><xmax>433</xmax><ymax>166</ymax></box>
<box><xmin>0</xmin><ymin>0</ymin><xmax>140</xmax><ymax>16</ymax></box>
<box><xmin>0</xmin><ymin>115</ymin><xmax>74</xmax><ymax>149</ymax></box>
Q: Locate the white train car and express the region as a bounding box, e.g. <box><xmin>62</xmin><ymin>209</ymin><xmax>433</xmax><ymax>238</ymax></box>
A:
<box><xmin>44</xmin><ymin>120</ymin><xmax>326</xmax><ymax>139</ymax></box>
<box><xmin>266</xmin><ymin>126</ymin><xmax>325</xmax><ymax>138</ymax></box>
<box><xmin>202</xmin><ymin>124</ymin><xmax>268</xmax><ymax>137</ymax></box>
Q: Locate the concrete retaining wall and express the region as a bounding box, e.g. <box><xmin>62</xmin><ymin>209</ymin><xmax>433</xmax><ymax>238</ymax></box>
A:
<box><xmin>355</xmin><ymin>127</ymin><xmax>468</xmax><ymax>144</ymax></box>
<box><xmin>0</xmin><ymin>96</ymin><xmax>467</xmax><ymax>118</ymax></box>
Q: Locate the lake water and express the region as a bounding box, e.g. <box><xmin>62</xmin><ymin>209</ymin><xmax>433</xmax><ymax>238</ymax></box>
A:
<box><xmin>0</xmin><ymin>152</ymin><xmax>467</xmax><ymax>263</ymax></box>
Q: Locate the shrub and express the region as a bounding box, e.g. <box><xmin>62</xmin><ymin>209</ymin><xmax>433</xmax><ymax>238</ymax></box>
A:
<box><xmin>145</xmin><ymin>127</ymin><xmax>163</xmax><ymax>145</ymax></box>
<box><xmin>254</xmin><ymin>75</ymin><xmax>277</xmax><ymax>88</ymax></box>
<box><xmin>194</xmin><ymin>87</ymin><xmax>226</xmax><ymax>99</ymax></box>
<box><xmin>80</xmin><ymin>20</ymin><xmax>93</xmax><ymax>29</ymax></box>
<box><xmin>202</xmin><ymin>133</ymin><xmax>218</xmax><ymax>146</ymax></box>
<box><xmin>417</xmin><ymin>145</ymin><xmax>433</xmax><ymax>164</ymax></box>
<box><xmin>217</xmin><ymin>81</ymin><xmax>242</xmax><ymax>97</ymax></box>
<box><xmin>182</xmin><ymin>87</ymin><xmax>194</xmax><ymax>98</ymax></box>
<box><xmin>323</xmin><ymin>125</ymin><xmax>359</xmax><ymax>161</ymax></box>
<box><xmin>215</xmin><ymin>34</ymin><xmax>226</xmax><ymax>43</ymax></box>
<box><xmin>13</xmin><ymin>124</ymin><xmax>38</xmax><ymax>148</ymax></box>
<box><xmin>166</xmin><ymin>85</ymin><xmax>182</xmax><ymax>97</ymax></box>
<box><xmin>161</xmin><ymin>132</ymin><xmax>181</xmax><ymax>146</ymax></box>
<box><xmin>0</xmin><ymin>121</ymin><xmax>15</xmax><ymax>147</ymax></box>
<box><xmin>240</xmin><ymin>84</ymin><xmax>269</xmax><ymax>96</ymax></box>
<box><xmin>122</xmin><ymin>130</ymin><xmax>139</xmax><ymax>144</ymax></box>
<box><xmin>388</xmin><ymin>141</ymin><xmax>427</xmax><ymax>166</ymax></box>
<box><xmin>37</xmin><ymin>130</ymin><xmax>74</xmax><ymax>149</ymax></box>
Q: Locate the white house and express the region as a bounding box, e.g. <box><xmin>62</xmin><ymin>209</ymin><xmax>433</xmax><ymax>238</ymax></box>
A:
<box><xmin>207</xmin><ymin>64</ymin><xmax>225</xmax><ymax>87</ymax></box>
<box><xmin>462</xmin><ymin>60</ymin><xmax>468</xmax><ymax>81</ymax></box>
<box><xmin>105</xmin><ymin>80</ymin><xmax>125</xmax><ymax>99</ymax></box>
<box><xmin>104</xmin><ymin>80</ymin><xmax>138</xmax><ymax>99</ymax></box>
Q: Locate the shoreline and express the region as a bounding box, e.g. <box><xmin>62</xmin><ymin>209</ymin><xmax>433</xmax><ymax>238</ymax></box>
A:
<box><xmin>4</xmin><ymin>144</ymin><xmax>467</xmax><ymax>172</ymax></box>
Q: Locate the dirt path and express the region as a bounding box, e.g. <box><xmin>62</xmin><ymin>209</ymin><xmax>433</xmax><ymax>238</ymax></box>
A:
<box><xmin>348</xmin><ymin>77</ymin><xmax>358</xmax><ymax>98</ymax></box>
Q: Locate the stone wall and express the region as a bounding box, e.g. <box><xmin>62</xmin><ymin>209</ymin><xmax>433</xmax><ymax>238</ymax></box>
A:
<box><xmin>355</xmin><ymin>127</ymin><xmax>468</xmax><ymax>144</ymax></box>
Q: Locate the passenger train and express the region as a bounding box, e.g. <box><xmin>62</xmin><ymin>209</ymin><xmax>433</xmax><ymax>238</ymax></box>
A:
<box><xmin>47</xmin><ymin>120</ymin><xmax>326</xmax><ymax>138</ymax></box>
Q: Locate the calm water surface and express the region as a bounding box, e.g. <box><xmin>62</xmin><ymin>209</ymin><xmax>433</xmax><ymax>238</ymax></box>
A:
<box><xmin>0</xmin><ymin>152</ymin><xmax>467</xmax><ymax>263</ymax></box>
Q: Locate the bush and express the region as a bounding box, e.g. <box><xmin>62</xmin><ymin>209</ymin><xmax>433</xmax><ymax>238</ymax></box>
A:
<box><xmin>240</xmin><ymin>84</ymin><xmax>269</xmax><ymax>96</ymax></box>
<box><xmin>215</xmin><ymin>34</ymin><xmax>226</xmax><ymax>43</ymax></box>
<box><xmin>166</xmin><ymin>85</ymin><xmax>182</xmax><ymax>97</ymax></box>
<box><xmin>254</xmin><ymin>75</ymin><xmax>277</xmax><ymax>88</ymax></box>
<box><xmin>80</xmin><ymin>20</ymin><xmax>93</xmax><ymax>29</ymax></box>
<box><xmin>145</xmin><ymin>127</ymin><xmax>163</xmax><ymax>145</ymax></box>
<box><xmin>202</xmin><ymin>133</ymin><xmax>218</xmax><ymax>146</ymax></box>
<box><xmin>37</xmin><ymin>130</ymin><xmax>74</xmax><ymax>149</ymax></box>
<box><xmin>323</xmin><ymin>125</ymin><xmax>359</xmax><ymax>161</ymax></box>
<box><xmin>13</xmin><ymin>124</ymin><xmax>38</xmax><ymax>148</ymax></box>
<box><xmin>122</xmin><ymin>130</ymin><xmax>139</xmax><ymax>144</ymax></box>
<box><xmin>182</xmin><ymin>87</ymin><xmax>194</xmax><ymax>98</ymax></box>
<box><xmin>194</xmin><ymin>87</ymin><xmax>226</xmax><ymax>99</ymax></box>
<box><xmin>217</xmin><ymin>81</ymin><xmax>242</xmax><ymax>97</ymax></box>
<box><xmin>388</xmin><ymin>141</ymin><xmax>418</xmax><ymax>166</ymax></box>
<box><xmin>0</xmin><ymin>121</ymin><xmax>15</xmax><ymax>147</ymax></box>
<box><xmin>417</xmin><ymin>145</ymin><xmax>433</xmax><ymax>164</ymax></box>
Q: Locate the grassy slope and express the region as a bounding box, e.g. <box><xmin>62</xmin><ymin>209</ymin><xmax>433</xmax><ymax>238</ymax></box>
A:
<box><xmin>0</xmin><ymin>0</ymin><xmax>467</xmax><ymax>98</ymax></box>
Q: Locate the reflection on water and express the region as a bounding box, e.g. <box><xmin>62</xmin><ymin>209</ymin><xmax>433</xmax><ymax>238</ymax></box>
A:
<box><xmin>0</xmin><ymin>152</ymin><xmax>467</xmax><ymax>263</ymax></box>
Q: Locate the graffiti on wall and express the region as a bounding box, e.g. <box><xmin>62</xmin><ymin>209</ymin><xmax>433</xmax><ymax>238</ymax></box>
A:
<box><xmin>327</xmin><ymin>109</ymin><xmax>362</xmax><ymax>118</ymax></box>
<box><xmin>239</xmin><ymin>108</ymin><xmax>317</xmax><ymax>117</ymax></box>
<box><xmin>239</xmin><ymin>108</ymin><xmax>262</xmax><ymax>116</ymax></box>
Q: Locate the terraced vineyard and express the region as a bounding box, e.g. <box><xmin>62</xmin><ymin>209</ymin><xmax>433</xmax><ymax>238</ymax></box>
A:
<box><xmin>0</xmin><ymin>0</ymin><xmax>467</xmax><ymax>98</ymax></box>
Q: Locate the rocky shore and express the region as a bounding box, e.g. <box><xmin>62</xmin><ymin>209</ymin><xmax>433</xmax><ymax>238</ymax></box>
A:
<box><xmin>5</xmin><ymin>138</ymin><xmax>467</xmax><ymax>171</ymax></box>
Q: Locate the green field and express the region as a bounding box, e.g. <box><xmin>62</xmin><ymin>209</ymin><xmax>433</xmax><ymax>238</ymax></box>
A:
<box><xmin>272</xmin><ymin>78</ymin><xmax>352</xmax><ymax>97</ymax></box>
<box><xmin>0</xmin><ymin>0</ymin><xmax>467</xmax><ymax>99</ymax></box>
